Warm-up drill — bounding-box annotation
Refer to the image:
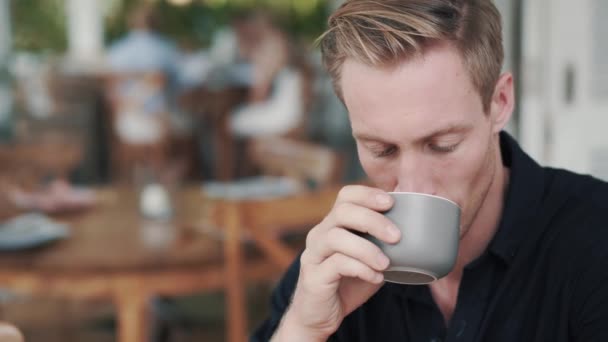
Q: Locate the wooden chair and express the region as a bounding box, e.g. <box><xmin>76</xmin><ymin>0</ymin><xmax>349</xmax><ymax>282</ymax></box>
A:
<box><xmin>242</xmin><ymin>136</ymin><xmax>343</xmax><ymax>258</ymax></box>
<box><xmin>103</xmin><ymin>72</ymin><xmax>172</xmax><ymax>183</ymax></box>
<box><xmin>247</xmin><ymin>136</ymin><xmax>343</xmax><ymax>190</ymax></box>
<box><xmin>0</xmin><ymin>141</ymin><xmax>86</xmax><ymax>222</ymax></box>
<box><xmin>0</xmin><ymin>141</ymin><xmax>83</xmax><ymax>190</ymax></box>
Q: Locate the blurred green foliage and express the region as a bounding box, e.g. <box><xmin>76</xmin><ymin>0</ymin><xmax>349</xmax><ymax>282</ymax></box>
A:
<box><xmin>11</xmin><ymin>0</ymin><xmax>67</xmax><ymax>53</ymax></box>
<box><xmin>11</xmin><ymin>0</ymin><xmax>330</xmax><ymax>53</ymax></box>
<box><xmin>107</xmin><ymin>0</ymin><xmax>330</xmax><ymax>48</ymax></box>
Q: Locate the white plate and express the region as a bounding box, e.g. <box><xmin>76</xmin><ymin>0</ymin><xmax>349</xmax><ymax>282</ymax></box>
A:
<box><xmin>203</xmin><ymin>176</ymin><xmax>301</xmax><ymax>200</ymax></box>
<box><xmin>0</xmin><ymin>213</ymin><xmax>70</xmax><ymax>251</ymax></box>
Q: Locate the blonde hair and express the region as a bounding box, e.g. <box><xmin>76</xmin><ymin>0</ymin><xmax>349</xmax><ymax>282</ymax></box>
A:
<box><xmin>319</xmin><ymin>0</ymin><xmax>504</xmax><ymax>112</ymax></box>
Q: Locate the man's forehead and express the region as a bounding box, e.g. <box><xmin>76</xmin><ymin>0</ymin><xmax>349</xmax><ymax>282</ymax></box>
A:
<box><xmin>341</xmin><ymin>45</ymin><xmax>482</xmax><ymax>144</ymax></box>
<box><xmin>341</xmin><ymin>45</ymin><xmax>469</xmax><ymax>87</ymax></box>
<box><xmin>342</xmin><ymin>44</ymin><xmax>477</xmax><ymax>108</ymax></box>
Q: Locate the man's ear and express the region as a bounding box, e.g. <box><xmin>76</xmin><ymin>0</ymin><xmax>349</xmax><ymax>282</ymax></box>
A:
<box><xmin>489</xmin><ymin>72</ymin><xmax>514</xmax><ymax>133</ymax></box>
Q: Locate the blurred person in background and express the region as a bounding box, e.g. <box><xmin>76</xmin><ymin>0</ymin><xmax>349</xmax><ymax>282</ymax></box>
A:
<box><xmin>105</xmin><ymin>4</ymin><xmax>197</xmax><ymax>182</ymax></box>
<box><xmin>106</xmin><ymin>4</ymin><xmax>179</xmax><ymax>77</ymax></box>
<box><xmin>228</xmin><ymin>11</ymin><xmax>310</xmax><ymax>139</ymax></box>
<box><xmin>105</xmin><ymin>4</ymin><xmax>177</xmax><ymax>147</ymax></box>
<box><xmin>238</xmin><ymin>12</ymin><xmax>289</xmax><ymax>104</ymax></box>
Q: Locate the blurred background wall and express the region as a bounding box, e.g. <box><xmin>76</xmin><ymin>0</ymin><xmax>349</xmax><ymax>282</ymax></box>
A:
<box><xmin>519</xmin><ymin>0</ymin><xmax>608</xmax><ymax>180</ymax></box>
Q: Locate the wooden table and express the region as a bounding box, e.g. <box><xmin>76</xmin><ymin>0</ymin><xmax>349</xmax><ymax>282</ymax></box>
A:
<box><xmin>0</xmin><ymin>185</ymin><xmax>340</xmax><ymax>341</ymax></box>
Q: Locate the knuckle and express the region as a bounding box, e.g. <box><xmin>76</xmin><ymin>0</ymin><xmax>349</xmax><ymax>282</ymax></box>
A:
<box><xmin>337</xmin><ymin>186</ymin><xmax>353</xmax><ymax>200</ymax></box>
<box><xmin>305</xmin><ymin>228</ymin><xmax>316</xmax><ymax>248</ymax></box>
<box><xmin>299</xmin><ymin>249</ymin><xmax>315</xmax><ymax>266</ymax></box>
<box><xmin>332</xmin><ymin>202</ymin><xmax>352</xmax><ymax>223</ymax></box>
<box><xmin>306</xmin><ymin>220</ymin><xmax>327</xmax><ymax>247</ymax></box>
<box><xmin>325</xmin><ymin>253</ymin><xmax>343</xmax><ymax>268</ymax></box>
<box><xmin>325</xmin><ymin>227</ymin><xmax>343</xmax><ymax>244</ymax></box>
<box><xmin>336</xmin><ymin>253</ymin><xmax>351</xmax><ymax>267</ymax></box>
<box><xmin>322</xmin><ymin>252</ymin><xmax>337</xmax><ymax>264</ymax></box>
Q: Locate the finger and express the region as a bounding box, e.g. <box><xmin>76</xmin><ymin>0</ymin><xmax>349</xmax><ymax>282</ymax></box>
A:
<box><xmin>307</xmin><ymin>227</ymin><xmax>390</xmax><ymax>270</ymax></box>
<box><xmin>331</xmin><ymin>202</ymin><xmax>401</xmax><ymax>244</ymax></box>
<box><xmin>335</xmin><ymin>185</ymin><xmax>394</xmax><ymax>212</ymax></box>
<box><xmin>317</xmin><ymin>253</ymin><xmax>384</xmax><ymax>285</ymax></box>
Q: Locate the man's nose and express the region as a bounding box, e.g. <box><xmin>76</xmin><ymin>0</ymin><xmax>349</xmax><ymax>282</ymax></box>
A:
<box><xmin>392</xmin><ymin>157</ymin><xmax>436</xmax><ymax>194</ymax></box>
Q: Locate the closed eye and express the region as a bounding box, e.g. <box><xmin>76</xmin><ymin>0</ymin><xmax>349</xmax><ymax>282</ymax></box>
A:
<box><xmin>428</xmin><ymin>143</ymin><xmax>459</xmax><ymax>153</ymax></box>
<box><xmin>371</xmin><ymin>145</ymin><xmax>398</xmax><ymax>158</ymax></box>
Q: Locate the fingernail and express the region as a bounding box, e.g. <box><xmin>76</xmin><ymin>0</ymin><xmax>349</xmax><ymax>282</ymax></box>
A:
<box><xmin>374</xmin><ymin>272</ymin><xmax>384</xmax><ymax>283</ymax></box>
<box><xmin>377</xmin><ymin>253</ymin><xmax>389</xmax><ymax>268</ymax></box>
<box><xmin>387</xmin><ymin>225</ymin><xmax>401</xmax><ymax>240</ymax></box>
<box><xmin>376</xmin><ymin>194</ymin><xmax>392</xmax><ymax>206</ymax></box>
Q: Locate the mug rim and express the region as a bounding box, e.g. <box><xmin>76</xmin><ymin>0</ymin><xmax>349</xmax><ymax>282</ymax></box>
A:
<box><xmin>388</xmin><ymin>191</ymin><xmax>460</xmax><ymax>209</ymax></box>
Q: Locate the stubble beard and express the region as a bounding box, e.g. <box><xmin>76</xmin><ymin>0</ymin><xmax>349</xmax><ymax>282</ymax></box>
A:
<box><xmin>458</xmin><ymin>138</ymin><xmax>499</xmax><ymax>240</ymax></box>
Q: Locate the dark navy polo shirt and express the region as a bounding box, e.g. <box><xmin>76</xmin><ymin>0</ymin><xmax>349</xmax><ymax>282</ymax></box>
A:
<box><xmin>251</xmin><ymin>132</ymin><xmax>608</xmax><ymax>341</ymax></box>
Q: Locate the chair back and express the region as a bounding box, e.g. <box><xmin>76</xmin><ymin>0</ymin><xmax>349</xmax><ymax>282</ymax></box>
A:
<box><xmin>0</xmin><ymin>140</ymin><xmax>83</xmax><ymax>189</ymax></box>
<box><xmin>247</xmin><ymin>137</ymin><xmax>343</xmax><ymax>188</ymax></box>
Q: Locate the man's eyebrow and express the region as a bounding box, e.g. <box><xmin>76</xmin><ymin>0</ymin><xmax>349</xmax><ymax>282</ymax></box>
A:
<box><xmin>352</xmin><ymin>132</ymin><xmax>392</xmax><ymax>144</ymax></box>
<box><xmin>418</xmin><ymin>124</ymin><xmax>473</xmax><ymax>141</ymax></box>
<box><xmin>353</xmin><ymin>124</ymin><xmax>472</xmax><ymax>143</ymax></box>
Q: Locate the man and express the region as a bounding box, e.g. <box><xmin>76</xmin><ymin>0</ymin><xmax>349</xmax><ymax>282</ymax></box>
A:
<box><xmin>252</xmin><ymin>0</ymin><xmax>608</xmax><ymax>341</ymax></box>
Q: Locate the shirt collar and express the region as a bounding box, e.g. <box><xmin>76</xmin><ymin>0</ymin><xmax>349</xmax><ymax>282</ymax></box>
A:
<box><xmin>487</xmin><ymin>131</ymin><xmax>546</xmax><ymax>265</ymax></box>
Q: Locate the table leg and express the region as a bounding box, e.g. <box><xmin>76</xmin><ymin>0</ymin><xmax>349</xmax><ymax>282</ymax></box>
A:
<box><xmin>115</xmin><ymin>291</ymin><xmax>151</xmax><ymax>342</ymax></box>
<box><xmin>224</xmin><ymin>202</ymin><xmax>247</xmax><ymax>342</ymax></box>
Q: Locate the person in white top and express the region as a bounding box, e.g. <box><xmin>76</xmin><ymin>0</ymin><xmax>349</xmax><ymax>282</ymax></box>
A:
<box><xmin>229</xmin><ymin>12</ymin><xmax>308</xmax><ymax>139</ymax></box>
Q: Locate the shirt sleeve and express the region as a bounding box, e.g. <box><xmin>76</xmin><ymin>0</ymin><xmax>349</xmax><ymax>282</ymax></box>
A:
<box><xmin>250</xmin><ymin>256</ymin><xmax>301</xmax><ymax>342</ymax></box>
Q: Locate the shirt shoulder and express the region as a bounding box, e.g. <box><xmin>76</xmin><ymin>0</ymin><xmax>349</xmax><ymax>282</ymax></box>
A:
<box><xmin>538</xmin><ymin>167</ymin><xmax>608</xmax><ymax>264</ymax></box>
<box><xmin>537</xmin><ymin>169</ymin><xmax>608</xmax><ymax>339</ymax></box>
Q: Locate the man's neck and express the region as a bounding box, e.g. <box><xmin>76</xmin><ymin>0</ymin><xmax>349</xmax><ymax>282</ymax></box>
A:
<box><xmin>429</xmin><ymin>150</ymin><xmax>510</xmax><ymax>324</ymax></box>
<box><xmin>457</xmin><ymin>165</ymin><xmax>510</xmax><ymax>272</ymax></box>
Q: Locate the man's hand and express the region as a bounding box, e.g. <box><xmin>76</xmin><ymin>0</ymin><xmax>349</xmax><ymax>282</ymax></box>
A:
<box><xmin>272</xmin><ymin>185</ymin><xmax>401</xmax><ymax>341</ymax></box>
